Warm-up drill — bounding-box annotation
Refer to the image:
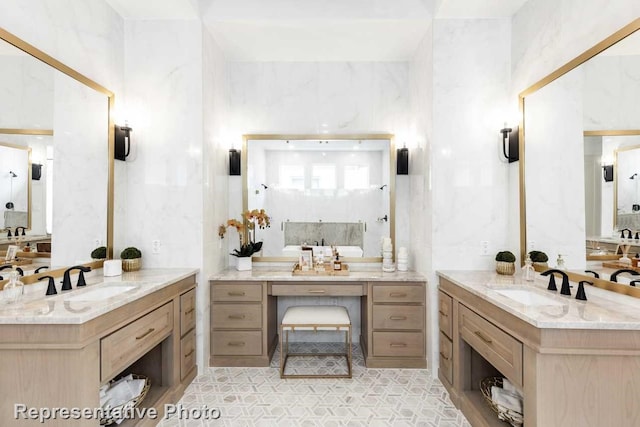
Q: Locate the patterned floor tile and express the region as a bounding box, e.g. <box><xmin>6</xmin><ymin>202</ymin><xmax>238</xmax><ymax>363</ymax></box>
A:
<box><xmin>158</xmin><ymin>343</ymin><xmax>471</xmax><ymax>427</ymax></box>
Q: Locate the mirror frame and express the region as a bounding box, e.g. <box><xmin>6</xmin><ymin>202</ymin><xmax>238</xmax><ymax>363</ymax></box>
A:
<box><xmin>519</xmin><ymin>18</ymin><xmax>640</xmax><ymax>297</ymax></box>
<box><xmin>0</xmin><ymin>27</ymin><xmax>115</xmax><ymax>260</ymax></box>
<box><xmin>242</xmin><ymin>133</ymin><xmax>396</xmax><ymax>262</ymax></box>
<box><xmin>0</xmin><ymin>142</ymin><xmax>32</xmax><ymax>230</ymax></box>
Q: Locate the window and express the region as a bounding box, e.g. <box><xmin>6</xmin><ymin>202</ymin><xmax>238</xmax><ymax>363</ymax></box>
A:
<box><xmin>279</xmin><ymin>165</ymin><xmax>305</xmax><ymax>190</ymax></box>
<box><xmin>344</xmin><ymin>165</ymin><xmax>370</xmax><ymax>189</ymax></box>
<box><xmin>311</xmin><ymin>164</ymin><xmax>336</xmax><ymax>189</ymax></box>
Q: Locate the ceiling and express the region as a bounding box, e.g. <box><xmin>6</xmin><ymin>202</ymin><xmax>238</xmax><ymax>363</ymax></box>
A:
<box><xmin>106</xmin><ymin>0</ymin><xmax>530</xmax><ymax>61</ymax></box>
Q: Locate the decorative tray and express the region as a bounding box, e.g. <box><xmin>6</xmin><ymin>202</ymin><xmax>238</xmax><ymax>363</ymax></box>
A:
<box><xmin>292</xmin><ymin>262</ymin><xmax>349</xmax><ymax>276</ymax></box>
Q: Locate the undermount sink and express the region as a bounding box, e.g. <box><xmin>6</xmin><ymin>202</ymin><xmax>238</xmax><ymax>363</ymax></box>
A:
<box><xmin>494</xmin><ymin>289</ymin><xmax>566</xmax><ymax>307</ymax></box>
<box><xmin>64</xmin><ymin>285</ymin><xmax>137</xmax><ymax>302</ymax></box>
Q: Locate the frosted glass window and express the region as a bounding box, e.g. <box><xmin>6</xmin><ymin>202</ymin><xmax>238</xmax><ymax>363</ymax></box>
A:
<box><xmin>311</xmin><ymin>164</ymin><xmax>336</xmax><ymax>189</ymax></box>
<box><xmin>344</xmin><ymin>165</ymin><xmax>370</xmax><ymax>189</ymax></box>
<box><xmin>279</xmin><ymin>165</ymin><xmax>305</xmax><ymax>190</ymax></box>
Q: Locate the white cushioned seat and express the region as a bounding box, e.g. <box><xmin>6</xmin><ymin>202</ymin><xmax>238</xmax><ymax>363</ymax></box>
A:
<box><xmin>281</xmin><ymin>306</ymin><xmax>351</xmax><ymax>331</ymax></box>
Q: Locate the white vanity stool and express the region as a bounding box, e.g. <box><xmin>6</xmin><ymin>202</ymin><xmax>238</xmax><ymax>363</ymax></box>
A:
<box><xmin>280</xmin><ymin>305</ymin><xmax>352</xmax><ymax>379</ymax></box>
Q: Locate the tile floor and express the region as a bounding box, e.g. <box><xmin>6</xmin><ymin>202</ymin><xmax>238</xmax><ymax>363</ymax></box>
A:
<box><xmin>159</xmin><ymin>343</ymin><xmax>471</xmax><ymax>426</ymax></box>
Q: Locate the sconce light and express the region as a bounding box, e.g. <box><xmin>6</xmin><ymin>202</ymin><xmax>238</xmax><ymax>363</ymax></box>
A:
<box><xmin>397</xmin><ymin>147</ymin><xmax>409</xmax><ymax>175</ymax></box>
<box><xmin>229</xmin><ymin>149</ymin><xmax>241</xmax><ymax>176</ymax></box>
<box><xmin>500</xmin><ymin>126</ymin><xmax>519</xmax><ymax>163</ymax></box>
<box><xmin>31</xmin><ymin>163</ymin><xmax>42</xmax><ymax>181</ymax></box>
<box><xmin>114</xmin><ymin>121</ymin><xmax>133</xmax><ymax>161</ymax></box>
<box><xmin>602</xmin><ymin>165</ymin><xmax>614</xmax><ymax>182</ymax></box>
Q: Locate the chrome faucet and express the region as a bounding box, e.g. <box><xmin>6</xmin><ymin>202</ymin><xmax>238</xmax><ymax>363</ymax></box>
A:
<box><xmin>541</xmin><ymin>269</ymin><xmax>571</xmax><ymax>296</ymax></box>
<box><xmin>61</xmin><ymin>266</ymin><xmax>91</xmax><ymax>291</ymax></box>
<box><xmin>609</xmin><ymin>269</ymin><xmax>640</xmax><ymax>283</ymax></box>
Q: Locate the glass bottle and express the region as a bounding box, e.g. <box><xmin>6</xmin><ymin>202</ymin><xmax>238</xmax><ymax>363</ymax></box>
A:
<box><xmin>522</xmin><ymin>255</ymin><xmax>535</xmax><ymax>282</ymax></box>
<box><xmin>556</xmin><ymin>254</ymin><xmax>565</xmax><ymax>270</ymax></box>
<box><xmin>2</xmin><ymin>269</ymin><xmax>24</xmax><ymax>304</ymax></box>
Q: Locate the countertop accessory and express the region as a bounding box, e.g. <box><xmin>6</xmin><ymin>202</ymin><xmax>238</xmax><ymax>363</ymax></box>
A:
<box><xmin>103</xmin><ymin>259</ymin><xmax>123</xmax><ymax>277</ymax></box>
<box><xmin>480</xmin><ymin>377</ymin><xmax>523</xmax><ymax>426</ymax></box>
<box><xmin>2</xmin><ymin>269</ymin><xmax>23</xmax><ymax>304</ymax></box>
<box><xmin>99</xmin><ymin>374</ymin><xmax>149</xmax><ymax>426</ymax></box>
<box><xmin>522</xmin><ymin>254</ymin><xmax>535</xmax><ymax>282</ymax></box>
<box><xmin>495</xmin><ymin>251</ymin><xmax>516</xmax><ymax>275</ymax></box>
<box><xmin>121</xmin><ymin>247</ymin><xmax>142</xmax><ymax>272</ymax></box>
<box><xmin>292</xmin><ymin>262</ymin><xmax>349</xmax><ymax>276</ymax></box>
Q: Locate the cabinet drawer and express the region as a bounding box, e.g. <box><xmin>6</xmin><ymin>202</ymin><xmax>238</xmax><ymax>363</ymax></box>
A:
<box><xmin>101</xmin><ymin>302</ymin><xmax>173</xmax><ymax>381</ymax></box>
<box><xmin>271</xmin><ymin>283</ymin><xmax>363</xmax><ymax>296</ymax></box>
<box><xmin>180</xmin><ymin>329</ymin><xmax>196</xmax><ymax>380</ymax></box>
<box><xmin>212</xmin><ymin>331</ymin><xmax>262</xmax><ymax>356</ymax></box>
<box><xmin>372</xmin><ymin>305</ymin><xmax>424</xmax><ymax>330</ymax></box>
<box><xmin>438</xmin><ymin>291</ymin><xmax>453</xmax><ymax>339</ymax></box>
<box><xmin>372</xmin><ymin>285</ymin><xmax>424</xmax><ymax>303</ymax></box>
<box><xmin>459</xmin><ymin>304</ymin><xmax>523</xmax><ymax>386</ymax></box>
<box><xmin>372</xmin><ymin>332</ymin><xmax>424</xmax><ymax>357</ymax></box>
<box><xmin>212</xmin><ymin>283</ymin><xmax>263</xmax><ymax>302</ymax></box>
<box><xmin>180</xmin><ymin>288</ymin><xmax>196</xmax><ymax>336</ymax></box>
<box><xmin>212</xmin><ymin>304</ymin><xmax>262</xmax><ymax>329</ymax></box>
<box><xmin>439</xmin><ymin>331</ymin><xmax>453</xmax><ymax>385</ymax></box>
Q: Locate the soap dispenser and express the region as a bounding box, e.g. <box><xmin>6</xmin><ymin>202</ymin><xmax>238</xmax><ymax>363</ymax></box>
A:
<box><xmin>522</xmin><ymin>254</ymin><xmax>535</xmax><ymax>282</ymax></box>
<box><xmin>556</xmin><ymin>254</ymin><xmax>565</xmax><ymax>270</ymax></box>
<box><xmin>2</xmin><ymin>268</ymin><xmax>24</xmax><ymax>304</ymax></box>
<box><xmin>333</xmin><ymin>253</ymin><xmax>342</xmax><ymax>271</ymax></box>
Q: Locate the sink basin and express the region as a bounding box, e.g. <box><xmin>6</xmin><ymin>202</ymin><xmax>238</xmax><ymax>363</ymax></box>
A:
<box><xmin>64</xmin><ymin>285</ymin><xmax>136</xmax><ymax>302</ymax></box>
<box><xmin>494</xmin><ymin>289</ymin><xmax>565</xmax><ymax>307</ymax></box>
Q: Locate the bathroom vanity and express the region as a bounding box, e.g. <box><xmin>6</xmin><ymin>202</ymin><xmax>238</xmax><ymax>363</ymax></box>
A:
<box><xmin>0</xmin><ymin>269</ymin><xmax>197</xmax><ymax>427</ymax></box>
<box><xmin>438</xmin><ymin>271</ymin><xmax>640</xmax><ymax>427</ymax></box>
<box><xmin>210</xmin><ymin>267</ymin><xmax>426</xmax><ymax>368</ymax></box>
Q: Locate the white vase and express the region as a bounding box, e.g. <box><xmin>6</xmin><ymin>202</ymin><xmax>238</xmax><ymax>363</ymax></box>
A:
<box><xmin>236</xmin><ymin>257</ymin><xmax>252</xmax><ymax>271</ymax></box>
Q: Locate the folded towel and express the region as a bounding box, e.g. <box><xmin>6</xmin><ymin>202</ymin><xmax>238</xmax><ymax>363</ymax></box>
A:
<box><xmin>502</xmin><ymin>378</ymin><xmax>524</xmax><ymax>399</ymax></box>
<box><xmin>491</xmin><ymin>385</ymin><xmax>523</xmax><ymax>415</ymax></box>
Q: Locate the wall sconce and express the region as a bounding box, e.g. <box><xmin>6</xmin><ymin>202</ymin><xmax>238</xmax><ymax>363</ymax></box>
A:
<box><xmin>602</xmin><ymin>165</ymin><xmax>614</xmax><ymax>182</ymax></box>
<box><xmin>31</xmin><ymin>163</ymin><xmax>42</xmax><ymax>181</ymax></box>
<box><xmin>397</xmin><ymin>147</ymin><xmax>409</xmax><ymax>175</ymax></box>
<box><xmin>500</xmin><ymin>126</ymin><xmax>519</xmax><ymax>163</ymax></box>
<box><xmin>114</xmin><ymin>121</ymin><xmax>133</xmax><ymax>161</ymax></box>
<box><xmin>229</xmin><ymin>149</ymin><xmax>241</xmax><ymax>176</ymax></box>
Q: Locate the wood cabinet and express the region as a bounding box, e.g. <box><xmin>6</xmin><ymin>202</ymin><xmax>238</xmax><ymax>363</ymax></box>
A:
<box><xmin>210</xmin><ymin>278</ymin><xmax>426</xmax><ymax>369</ymax></box>
<box><xmin>0</xmin><ymin>274</ymin><xmax>197</xmax><ymax>427</ymax></box>
<box><xmin>439</xmin><ymin>276</ymin><xmax>640</xmax><ymax>427</ymax></box>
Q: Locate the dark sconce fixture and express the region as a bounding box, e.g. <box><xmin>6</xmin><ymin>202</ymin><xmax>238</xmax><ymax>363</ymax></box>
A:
<box><xmin>32</xmin><ymin>163</ymin><xmax>42</xmax><ymax>181</ymax></box>
<box><xmin>397</xmin><ymin>147</ymin><xmax>409</xmax><ymax>175</ymax></box>
<box><xmin>500</xmin><ymin>125</ymin><xmax>519</xmax><ymax>163</ymax></box>
<box><xmin>229</xmin><ymin>148</ymin><xmax>241</xmax><ymax>176</ymax></box>
<box><xmin>602</xmin><ymin>165</ymin><xmax>614</xmax><ymax>182</ymax></box>
<box><xmin>114</xmin><ymin>121</ymin><xmax>133</xmax><ymax>161</ymax></box>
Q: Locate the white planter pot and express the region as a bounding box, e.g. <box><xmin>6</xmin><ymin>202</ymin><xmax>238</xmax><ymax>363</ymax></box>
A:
<box><xmin>236</xmin><ymin>257</ymin><xmax>252</xmax><ymax>271</ymax></box>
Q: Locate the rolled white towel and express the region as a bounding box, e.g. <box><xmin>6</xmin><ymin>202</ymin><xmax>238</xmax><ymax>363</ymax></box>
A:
<box><xmin>502</xmin><ymin>378</ymin><xmax>524</xmax><ymax>399</ymax></box>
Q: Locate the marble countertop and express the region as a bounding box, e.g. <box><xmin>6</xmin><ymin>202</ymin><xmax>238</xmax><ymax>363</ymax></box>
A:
<box><xmin>438</xmin><ymin>270</ymin><xmax>640</xmax><ymax>330</ymax></box>
<box><xmin>0</xmin><ymin>268</ymin><xmax>198</xmax><ymax>325</ymax></box>
<box><xmin>211</xmin><ymin>265</ymin><xmax>426</xmax><ymax>282</ymax></box>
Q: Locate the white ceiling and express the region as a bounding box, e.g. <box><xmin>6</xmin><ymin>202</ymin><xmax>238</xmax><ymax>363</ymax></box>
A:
<box><xmin>105</xmin><ymin>0</ymin><xmax>531</xmax><ymax>61</ymax></box>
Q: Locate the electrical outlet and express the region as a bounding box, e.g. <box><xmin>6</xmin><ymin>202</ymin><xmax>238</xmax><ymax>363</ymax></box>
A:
<box><xmin>152</xmin><ymin>240</ymin><xmax>161</xmax><ymax>254</ymax></box>
<box><xmin>94</xmin><ymin>239</ymin><xmax>101</xmax><ymax>247</ymax></box>
<box><xmin>480</xmin><ymin>241</ymin><xmax>490</xmax><ymax>256</ymax></box>
<box><xmin>528</xmin><ymin>241</ymin><xmax>536</xmax><ymax>251</ymax></box>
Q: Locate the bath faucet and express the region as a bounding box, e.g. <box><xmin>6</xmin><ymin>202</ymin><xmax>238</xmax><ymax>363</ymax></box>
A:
<box><xmin>576</xmin><ymin>281</ymin><xmax>590</xmax><ymax>301</ymax></box>
<box><xmin>6</xmin><ymin>228</ymin><xmax>11</xmax><ymax>238</ymax></box>
<box><xmin>540</xmin><ymin>269</ymin><xmax>571</xmax><ymax>295</ymax></box>
<box><xmin>630</xmin><ymin>280</ymin><xmax>640</xmax><ymax>287</ymax></box>
<box><xmin>39</xmin><ymin>275</ymin><xmax>57</xmax><ymax>296</ymax></box>
<box><xmin>34</xmin><ymin>266</ymin><xmax>49</xmax><ymax>274</ymax></box>
<box><xmin>14</xmin><ymin>227</ymin><xmax>26</xmax><ymax>236</ymax></box>
<box><xmin>321</xmin><ymin>238</ymin><xmax>325</xmax><ymax>246</ymax></box>
<box><xmin>0</xmin><ymin>265</ymin><xmax>13</xmax><ymax>272</ymax></box>
<box><xmin>620</xmin><ymin>228</ymin><xmax>633</xmax><ymax>239</ymax></box>
<box><xmin>61</xmin><ymin>266</ymin><xmax>91</xmax><ymax>291</ymax></box>
<box><xmin>609</xmin><ymin>269</ymin><xmax>640</xmax><ymax>283</ymax></box>
<box><xmin>15</xmin><ymin>267</ymin><xmax>23</xmax><ymax>276</ymax></box>
<box><xmin>585</xmin><ymin>270</ymin><xmax>600</xmax><ymax>279</ymax></box>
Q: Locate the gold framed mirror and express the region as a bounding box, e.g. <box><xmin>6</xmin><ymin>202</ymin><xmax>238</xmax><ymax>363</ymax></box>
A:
<box><xmin>242</xmin><ymin>134</ymin><xmax>396</xmax><ymax>262</ymax></box>
<box><xmin>0</xmin><ymin>27</ymin><xmax>115</xmax><ymax>271</ymax></box>
<box><xmin>519</xmin><ymin>18</ymin><xmax>640</xmax><ymax>296</ymax></box>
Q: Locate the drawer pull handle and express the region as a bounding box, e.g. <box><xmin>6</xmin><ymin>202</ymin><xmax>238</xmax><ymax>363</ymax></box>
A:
<box><xmin>389</xmin><ymin>292</ymin><xmax>407</xmax><ymax>297</ymax></box>
<box><xmin>228</xmin><ymin>341</ymin><xmax>246</xmax><ymax>347</ymax></box>
<box><xmin>474</xmin><ymin>331</ymin><xmax>493</xmax><ymax>344</ymax></box>
<box><xmin>185</xmin><ymin>308</ymin><xmax>195</xmax><ymax>315</ymax></box>
<box><xmin>389</xmin><ymin>316</ymin><xmax>407</xmax><ymax>320</ymax></box>
<box><xmin>184</xmin><ymin>349</ymin><xmax>195</xmax><ymax>358</ymax></box>
<box><xmin>439</xmin><ymin>351</ymin><xmax>449</xmax><ymax>361</ymax></box>
<box><xmin>438</xmin><ymin>310</ymin><xmax>448</xmax><ymax>317</ymax></box>
<box><xmin>390</xmin><ymin>343</ymin><xmax>407</xmax><ymax>348</ymax></box>
<box><xmin>228</xmin><ymin>314</ymin><xmax>246</xmax><ymax>320</ymax></box>
<box><xmin>228</xmin><ymin>291</ymin><xmax>245</xmax><ymax>296</ymax></box>
<box><xmin>308</xmin><ymin>290</ymin><xmax>326</xmax><ymax>294</ymax></box>
<box><xmin>135</xmin><ymin>328</ymin><xmax>155</xmax><ymax>340</ymax></box>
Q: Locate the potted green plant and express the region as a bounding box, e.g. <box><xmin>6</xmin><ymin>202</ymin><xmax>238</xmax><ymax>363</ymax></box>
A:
<box><xmin>220</xmin><ymin>209</ymin><xmax>270</xmax><ymax>271</ymax></box>
<box><xmin>91</xmin><ymin>246</ymin><xmax>107</xmax><ymax>260</ymax></box>
<box><xmin>495</xmin><ymin>251</ymin><xmax>516</xmax><ymax>275</ymax></box>
<box><xmin>120</xmin><ymin>247</ymin><xmax>142</xmax><ymax>272</ymax></box>
<box><xmin>528</xmin><ymin>250</ymin><xmax>549</xmax><ymax>267</ymax></box>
